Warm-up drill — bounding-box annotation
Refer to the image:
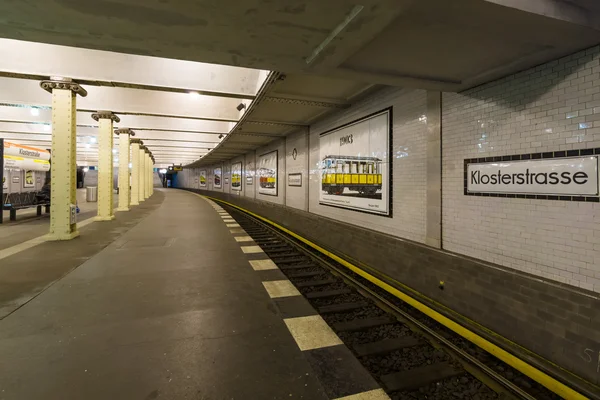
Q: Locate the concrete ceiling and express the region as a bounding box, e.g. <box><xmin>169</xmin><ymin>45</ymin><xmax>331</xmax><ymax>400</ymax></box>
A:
<box><xmin>1</xmin><ymin>0</ymin><xmax>600</xmax><ymax>166</ymax></box>
<box><xmin>1</xmin><ymin>0</ymin><xmax>599</xmax><ymax>90</ymax></box>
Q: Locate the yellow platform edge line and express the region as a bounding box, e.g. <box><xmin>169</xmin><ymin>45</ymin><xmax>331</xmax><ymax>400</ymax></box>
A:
<box><xmin>198</xmin><ymin>193</ymin><xmax>589</xmax><ymax>400</ymax></box>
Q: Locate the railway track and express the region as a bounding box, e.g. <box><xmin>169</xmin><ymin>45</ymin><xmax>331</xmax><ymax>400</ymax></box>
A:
<box><xmin>224</xmin><ymin>204</ymin><xmax>568</xmax><ymax>400</ymax></box>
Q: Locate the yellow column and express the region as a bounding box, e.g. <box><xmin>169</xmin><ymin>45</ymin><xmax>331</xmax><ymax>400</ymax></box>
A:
<box><xmin>40</xmin><ymin>79</ymin><xmax>87</xmax><ymax>241</ymax></box>
<box><xmin>115</xmin><ymin>128</ymin><xmax>134</xmax><ymax>212</ymax></box>
<box><xmin>139</xmin><ymin>145</ymin><xmax>147</xmax><ymax>202</ymax></box>
<box><xmin>92</xmin><ymin>111</ymin><xmax>119</xmax><ymax>221</ymax></box>
<box><xmin>150</xmin><ymin>155</ymin><xmax>155</xmax><ymax>195</ymax></box>
<box><xmin>130</xmin><ymin>139</ymin><xmax>141</xmax><ymax>206</ymax></box>
<box><xmin>144</xmin><ymin>149</ymin><xmax>150</xmax><ymax>199</ymax></box>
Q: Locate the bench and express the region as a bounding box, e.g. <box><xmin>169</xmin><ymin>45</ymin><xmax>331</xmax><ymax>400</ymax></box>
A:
<box><xmin>2</xmin><ymin>192</ymin><xmax>50</xmax><ymax>222</ymax></box>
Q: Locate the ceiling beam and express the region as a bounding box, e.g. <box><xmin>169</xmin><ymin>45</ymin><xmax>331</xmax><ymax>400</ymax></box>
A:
<box><xmin>0</xmin><ymin>104</ymin><xmax>239</xmax><ymax>123</ymax></box>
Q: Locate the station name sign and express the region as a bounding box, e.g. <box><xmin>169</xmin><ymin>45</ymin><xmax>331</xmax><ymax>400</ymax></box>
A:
<box><xmin>465</xmin><ymin>151</ymin><xmax>600</xmax><ymax>200</ymax></box>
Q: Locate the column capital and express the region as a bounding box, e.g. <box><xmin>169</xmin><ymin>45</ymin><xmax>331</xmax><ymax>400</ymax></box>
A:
<box><xmin>40</xmin><ymin>78</ymin><xmax>88</xmax><ymax>97</ymax></box>
<box><xmin>114</xmin><ymin>127</ymin><xmax>134</xmax><ymax>136</ymax></box>
<box><xmin>130</xmin><ymin>138</ymin><xmax>143</xmax><ymax>145</ymax></box>
<box><xmin>92</xmin><ymin>111</ymin><xmax>120</xmax><ymax>123</ymax></box>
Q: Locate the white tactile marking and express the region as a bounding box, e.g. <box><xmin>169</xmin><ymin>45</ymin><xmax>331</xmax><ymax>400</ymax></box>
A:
<box><xmin>0</xmin><ymin>217</ymin><xmax>95</xmax><ymax>262</ymax></box>
<box><xmin>284</xmin><ymin>315</ymin><xmax>343</xmax><ymax>351</ymax></box>
<box><xmin>249</xmin><ymin>259</ymin><xmax>278</xmax><ymax>270</ymax></box>
<box><xmin>234</xmin><ymin>236</ymin><xmax>254</xmax><ymax>242</ymax></box>
<box><xmin>241</xmin><ymin>245</ymin><xmax>264</xmax><ymax>254</ymax></box>
<box><xmin>230</xmin><ymin>229</ymin><xmax>246</xmax><ymax>234</ymax></box>
<box><xmin>220</xmin><ymin>215</ymin><xmax>230</xmax><ymax>218</ymax></box>
<box><xmin>222</xmin><ymin>219</ymin><xmax>235</xmax><ymax>223</ymax></box>
<box><xmin>226</xmin><ymin>223</ymin><xmax>241</xmax><ymax>228</ymax></box>
<box><xmin>262</xmin><ymin>280</ymin><xmax>301</xmax><ymax>298</ymax></box>
<box><xmin>333</xmin><ymin>389</ymin><xmax>391</xmax><ymax>400</ymax></box>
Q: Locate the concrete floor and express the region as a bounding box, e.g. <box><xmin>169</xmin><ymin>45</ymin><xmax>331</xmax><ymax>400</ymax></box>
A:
<box><xmin>0</xmin><ymin>189</ymin><xmax>327</xmax><ymax>400</ymax></box>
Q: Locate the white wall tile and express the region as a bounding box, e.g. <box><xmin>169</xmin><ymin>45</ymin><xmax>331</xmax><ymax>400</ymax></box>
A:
<box><xmin>442</xmin><ymin>45</ymin><xmax>600</xmax><ymax>292</ymax></box>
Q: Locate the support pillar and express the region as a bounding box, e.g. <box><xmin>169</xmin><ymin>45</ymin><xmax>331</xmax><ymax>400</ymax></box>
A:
<box><xmin>92</xmin><ymin>111</ymin><xmax>119</xmax><ymax>221</ymax></box>
<box><xmin>150</xmin><ymin>155</ymin><xmax>155</xmax><ymax>195</ymax></box>
<box><xmin>144</xmin><ymin>149</ymin><xmax>150</xmax><ymax>199</ymax></box>
<box><xmin>40</xmin><ymin>79</ymin><xmax>87</xmax><ymax>241</ymax></box>
<box><xmin>115</xmin><ymin>128</ymin><xmax>134</xmax><ymax>212</ymax></box>
<box><xmin>138</xmin><ymin>145</ymin><xmax>147</xmax><ymax>202</ymax></box>
<box><xmin>130</xmin><ymin>139</ymin><xmax>142</xmax><ymax>206</ymax></box>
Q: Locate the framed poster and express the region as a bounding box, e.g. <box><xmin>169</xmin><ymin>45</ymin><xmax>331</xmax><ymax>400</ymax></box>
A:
<box><xmin>319</xmin><ymin>108</ymin><xmax>392</xmax><ymax>217</ymax></box>
<box><xmin>246</xmin><ymin>176</ymin><xmax>253</xmax><ymax>185</ymax></box>
<box><xmin>214</xmin><ymin>167</ymin><xmax>222</xmax><ymax>188</ymax></box>
<box><xmin>258</xmin><ymin>150</ymin><xmax>278</xmax><ymax>196</ymax></box>
<box><xmin>231</xmin><ymin>162</ymin><xmax>242</xmax><ymax>191</ymax></box>
<box><xmin>23</xmin><ymin>170</ymin><xmax>34</xmax><ymax>188</ymax></box>
<box><xmin>199</xmin><ymin>170</ymin><xmax>207</xmax><ymax>187</ymax></box>
<box><xmin>288</xmin><ymin>173</ymin><xmax>302</xmax><ymax>187</ymax></box>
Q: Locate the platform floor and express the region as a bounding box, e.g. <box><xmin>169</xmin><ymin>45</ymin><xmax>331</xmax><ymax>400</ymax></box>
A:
<box><xmin>0</xmin><ymin>189</ymin><xmax>333</xmax><ymax>399</ymax></box>
<box><xmin>0</xmin><ymin>188</ymin><xmax>118</xmax><ymax>251</ymax></box>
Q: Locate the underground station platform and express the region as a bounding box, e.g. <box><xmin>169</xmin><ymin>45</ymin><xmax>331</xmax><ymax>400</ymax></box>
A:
<box><xmin>0</xmin><ymin>189</ymin><xmax>596</xmax><ymax>400</ymax></box>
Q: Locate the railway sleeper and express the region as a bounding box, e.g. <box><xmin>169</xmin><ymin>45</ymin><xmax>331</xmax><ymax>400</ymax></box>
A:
<box><xmin>270</xmin><ymin>255</ymin><xmax>309</xmax><ymax>264</ymax></box>
<box><xmin>317</xmin><ymin>301</ymin><xmax>369</xmax><ymax>314</ymax></box>
<box><xmin>380</xmin><ymin>362</ymin><xmax>464</xmax><ymax>393</ymax></box>
<box><xmin>333</xmin><ymin>316</ymin><xmax>397</xmax><ymax>332</ymax></box>
<box><xmin>296</xmin><ymin>279</ymin><xmax>337</xmax><ymax>288</ymax></box>
<box><xmin>279</xmin><ymin>263</ymin><xmax>318</xmax><ymax>271</ymax></box>
<box><xmin>305</xmin><ymin>288</ymin><xmax>352</xmax><ymax>299</ymax></box>
<box><xmin>353</xmin><ymin>337</ymin><xmax>422</xmax><ymax>357</ymax></box>
<box><xmin>263</xmin><ymin>248</ymin><xmax>296</xmax><ymax>255</ymax></box>
<box><xmin>286</xmin><ymin>270</ymin><xmax>325</xmax><ymax>279</ymax></box>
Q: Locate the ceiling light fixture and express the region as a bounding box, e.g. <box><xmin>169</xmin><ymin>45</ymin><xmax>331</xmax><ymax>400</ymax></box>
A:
<box><xmin>305</xmin><ymin>5</ymin><xmax>364</xmax><ymax>65</ymax></box>
<box><xmin>43</xmin><ymin>124</ymin><xmax>51</xmax><ymax>132</ymax></box>
<box><xmin>189</xmin><ymin>91</ymin><xmax>201</xmax><ymax>98</ymax></box>
<box><xmin>30</xmin><ymin>107</ymin><xmax>40</xmax><ymax>116</ymax></box>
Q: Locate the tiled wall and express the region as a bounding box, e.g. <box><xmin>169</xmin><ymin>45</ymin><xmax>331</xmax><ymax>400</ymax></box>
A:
<box><xmin>443</xmin><ymin>45</ymin><xmax>600</xmax><ymax>292</ymax></box>
<box><xmin>176</xmin><ymin>46</ymin><xmax>600</xmax><ymax>294</ymax></box>
<box><xmin>285</xmin><ymin>130</ymin><xmax>309</xmax><ymax>211</ymax></box>
<box><xmin>244</xmin><ymin>151</ymin><xmax>256</xmax><ymax>199</ymax></box>
<box><xmin>308</xmin><ymin>87</ymin><xmax>428</xmax><ymax>243</ymax></box>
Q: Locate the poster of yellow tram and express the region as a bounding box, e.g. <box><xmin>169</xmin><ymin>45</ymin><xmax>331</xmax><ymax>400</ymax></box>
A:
<box><xmin>199</xmin><ymin>170</ymin><xmax>207</xmax><ymax>187</ymax></box>
<box><xmin>258</xmin><ymin>150</ymin><xmax>277</xmax><ymax>196</ymax></box>
<box><xmin>231</xmin><ymin>162</ymin><xmax>242</xmax><ymax>191</ymax></box>
<box><xmin>319</xmin><ymin>108</ymin><xmax>391</xmax><ymax>216</ymax></box>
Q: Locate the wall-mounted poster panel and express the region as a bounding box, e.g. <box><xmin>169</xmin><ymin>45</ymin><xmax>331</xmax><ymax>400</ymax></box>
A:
<box><xmin>258</xmin><ymin>150</ymin><xmax>278</xmax><ymax>196</ymax></box>
<box><xmin>231</xmin><ymin>162</ymin><xmax>242</xmax><ymax>191</ymax></box>
<box><xmin>199</xmin><ymin>170</ymin><xmax>207</xmax><ymax>187</ymax></box>
<box><xmin>23</xmin><ymin>170</ymin><xmax>34</xmax><ymax>188</ymax></box>
<box><xmin>319</xmin><ymin>108</ymin><xmax>392</xmax><ymax>216</ymax></box>
<box><xmin>214</xmin><ymin>167</ymin><xmax>222</xmax><ymax>188</ymax></box>
<box><xmin>246</xmin><ymin>176</ymin><xmax>253</xmax><ymax>185</ymax></box>
<box><xmin>288</xmin><ymin>173</ymin><xmax>302</xmax><ymax>187</ymax></box>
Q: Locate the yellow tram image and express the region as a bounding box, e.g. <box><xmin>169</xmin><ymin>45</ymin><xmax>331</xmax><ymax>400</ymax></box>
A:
<box><xmin>321</xmin><ymin>155</ymin><xmax>382</xmax><ymax>196</ymax></box>
<box><xmin>199</xmin><ymin>175</ymin><xmax>206</xmax><ymax>185</ymax></box>
<box><xmin>258</xmin><ymin>168</ymin><xmax>276</xmax><ymax>189</ymax></box>
<box><xmin>231</xmin><ymin>173</ymin><xmax>241</xmax><ymax>188</ymax></box>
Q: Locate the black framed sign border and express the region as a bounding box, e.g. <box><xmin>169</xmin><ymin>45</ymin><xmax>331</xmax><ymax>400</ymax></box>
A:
<box><xmin>463</xmin><ymin>147</ymin><xmax>600</xmax><ymax>203</ymax></box>
<box><xmin>287</xmin><ymin>172</ymin><xmax>303</xmax><ymax>187</ymax></box>
<box><xmin>318</xmin><ymin>106</ymin><xmax>394</xmax><ymax>218</ymax></box>
<box><xmin>258</xmin><ymin>150</ymin><xmax>278</xmax><ymax>197</ymax></box>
